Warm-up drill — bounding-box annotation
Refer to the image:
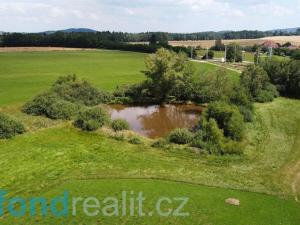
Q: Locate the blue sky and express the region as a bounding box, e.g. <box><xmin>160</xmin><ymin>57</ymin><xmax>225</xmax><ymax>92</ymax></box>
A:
<box><xmin>0</xmin><ymin>0</ymin><xmax>299</xmax><ymax>32</ymax></box>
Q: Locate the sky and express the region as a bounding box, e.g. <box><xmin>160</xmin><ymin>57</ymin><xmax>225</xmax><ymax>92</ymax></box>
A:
<box><xmin>0</xmin><ymin>0</ymin><xmax>299</xmax><ymax>33</ymax></box>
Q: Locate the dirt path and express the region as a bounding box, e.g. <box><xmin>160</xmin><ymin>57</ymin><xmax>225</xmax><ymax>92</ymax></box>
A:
<box><xmin>191</xmin><ymin>59</ymin><xmax>242</xmax><ymax>74</ymax></box>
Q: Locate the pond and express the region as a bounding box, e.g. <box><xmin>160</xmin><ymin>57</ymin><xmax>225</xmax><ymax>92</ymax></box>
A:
<box><xmin>106</xmin><ymin>104</ymin><xmax>202</xmax><ymax>139</ymax></box>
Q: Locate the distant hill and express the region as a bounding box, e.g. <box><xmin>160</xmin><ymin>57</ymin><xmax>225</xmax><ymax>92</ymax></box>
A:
<box><xmin>268</xmin><ymin>27</ymin><xmax>300</xmax><ymax>33</ymax></box>
<box><xmin>42</xmin><ymin>28</ymin><xmax>98</xmax><ymax>34</ymax></box>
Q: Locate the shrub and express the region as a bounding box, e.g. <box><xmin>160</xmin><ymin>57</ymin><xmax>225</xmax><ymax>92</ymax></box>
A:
<box><xmin>238</xmin><ymin>105</ymin><xmax>253</xmax><ymax>122</ymax></box>
<box><xmin>192</xmin><ymin>126</ymin><xmax>222</xmax><ymax>154</ymax></box>
<box><xmin>0</xmin><ymin>113</ymin><xmax>25</xmax><ymax>139</ymax></box>
<box><xmin>168</xmin><ymin>128</ymin><xmax>193</xmax><ymax>145</ymax></box>
<box><xmin>47</xmin><ymin>100</ymin><xmax>80</xmax><ymax>120</ymax></box>
<box><xmin>204</xmin><ymin>101</ymin><xmax>245</xmax><ymax>140</ymax></box>
<box><xmin>112</xmin><ymin>133</ymin><xmax>125</xmax><ymax>141</ymax></box>
<box><xmin>255</xmin><ymin>90</ymin><xmax>275</xmax><ymax>103</ymax></box>
<box><xmin>129</xmin><ymin>136</ymin><xmax>142</xmax><ymax>145</ymax></box>
<box><xmin>190</xmin><ymin>131</ymin><xmax>207</xmax><ymax>149</ymax></box>
<box><xmin>52</xmin><ymin>75</ymin><xmax>112</xmax><ymax>106</ymax></box>
<box><xmin>22</xmin><ymin>92</ymin><xmax>60</xmax><ymax>116</ymax></box>
<box><xmin>111</xmin><ymin>119</ymin><xmax>130</xmax><ymax>132</ymax></box>
<box><xmin>226</xmin><ymin>43</ymin><xmax>243</xmax><ymax>62</ymax></box>
<box><xmin>74</xmin><ymin>107</ymin><xmax>109</xmax><ymax>131</ymax></box>
<box><xmin>201</xmin><ymin>119</ymin><xmax>224</xmax><ymax>147</ymax></box>
<box><xmin>202</xmin><ymin>50</ymin><xmax>214</xmax><ymax>60</ymax></box>
<box><xmin>264</xmin><ymin>83</ymin><xmax>279</xmax><ymax>98</ymax></box>
<box><xmin>221</xmin><ymin>140</ymin><xmax>244</xmax><ymax>155</ymax></box>
<box><xmin>227</xmin><ymin>112</ymin><xmax>245</xmax><ymax>141</ymax></box>
<box><xmin>291</xmin><ymin>50</ymin><xmax>300</xmax><ymax>60</ymax></box>
<box><xmin>152</xmin><ymin>138</ymin><xmax>168</xmax><ymax>148</ymax></box>
<box><xmin>194</xmin><ymin>119</ymin><xmax>244</xmax><ymax>154</ymax></box>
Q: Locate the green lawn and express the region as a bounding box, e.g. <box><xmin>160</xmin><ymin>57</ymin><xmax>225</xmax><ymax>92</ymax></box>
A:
<box><xmin>0</xmin><ymin>50</ymin><xmax>146</xmax><ymax>106</ymax></box>
<box><xmin>0</xmin><ymin>97</ymin><xmax>300</xmax><ymax>223</ymax></box>
<box><xmin>0</xmin><ymin>50</ymin><xmax>300</xmax><ymax>224</ymax></box>
<box><xmin>2</xmin><ymin>179</ymin><xmax>300</xmax><ymax>225</ymax></box>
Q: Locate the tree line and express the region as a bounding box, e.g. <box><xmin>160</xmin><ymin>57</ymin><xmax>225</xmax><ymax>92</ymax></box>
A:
<box><xmin>0</xmin><ymin>32</ymin><xmax>194</xmax><ymax>56</ymax></box>
<box><xmin>1</xmin><ymin>29</ymin><xmax>299</xmax><ymax>47</ymax></box>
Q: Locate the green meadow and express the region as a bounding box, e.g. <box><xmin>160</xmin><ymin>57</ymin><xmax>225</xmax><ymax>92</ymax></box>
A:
<box><xmin>0</xmin><ymin>50</ymin><xmax>145</xmax><ymax>106</ymax></box>
<box><xmin>0</xmin><ymin>50</ymin><xmax>300</xmax><ymax>224</ymax></box>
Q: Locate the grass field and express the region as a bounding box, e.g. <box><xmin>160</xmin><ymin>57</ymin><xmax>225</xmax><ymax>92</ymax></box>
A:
<box><xmin>0</xmin><ymin>50</ymin><xmax>241</xmax><ymax>107</ymax></box>
<box><xmin>0</xmin><ymin>50</ymin><xmax>146</xmax><ymax>106</ymax></box>
<box><xmin>2</xmin><ymin>179</ymin><xmax>300</xmax><ymax>225</ymax></box>
<box><xmin>0</xmin><ymin>50</ymin><xmax>300</xmax><ymax>224</ymax></box>
<box><xmin>0</xmin><ymin>97</ymin><xmax>300</xmax><ymax>224</ymax></box>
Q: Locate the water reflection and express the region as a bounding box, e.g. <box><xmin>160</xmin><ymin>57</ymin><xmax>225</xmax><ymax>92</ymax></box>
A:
<box><xmin>106</xmin><ymin>104</ymin><xmax>202</xmax><ymax>138</ymax></box>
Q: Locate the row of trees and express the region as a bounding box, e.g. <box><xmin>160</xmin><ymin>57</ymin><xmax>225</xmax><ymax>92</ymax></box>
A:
<box><xmin>1</xmin><ymin>29</ymin><xmax>299</xmax><ymax>46</ymax></box>
<box><xmin>0</xmin><ymin>32</ymin><xmax>196</xmax><ymax>56</ymax></box>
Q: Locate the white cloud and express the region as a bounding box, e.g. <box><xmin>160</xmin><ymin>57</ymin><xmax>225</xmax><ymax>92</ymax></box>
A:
<box><xmin>0</xmin><ymin>0</ymin><xmax>299</xmax><ymax>32</ymax></box>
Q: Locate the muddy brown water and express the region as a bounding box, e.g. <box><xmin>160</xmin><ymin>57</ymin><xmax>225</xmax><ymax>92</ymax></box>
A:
<box><xmin>106</xmin><ymin>104</ymin><xmax>202</xmax><ymax>139</ymax></box>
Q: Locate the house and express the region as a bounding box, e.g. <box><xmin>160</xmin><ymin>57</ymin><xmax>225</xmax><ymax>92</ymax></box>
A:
<box><xmin>262</xmin><ymin>40</ymin><xmax>280</xmax><ymax>49</ymax></box>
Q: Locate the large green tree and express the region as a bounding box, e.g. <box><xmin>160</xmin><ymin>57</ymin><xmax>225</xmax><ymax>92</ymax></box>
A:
<box><xmin>240</xmin><ymin>65</ymin><xmax>270</xmax><ymax>98</ymax></box>
<box><xmin>143</xmin><ymin>48</ymin><xmax>194</xmax><ymax>103</ymax></box>
<box><xmin>226</xmin><ymin>43</ymin><xmax>242</xmax><ymax>62</ymax></box>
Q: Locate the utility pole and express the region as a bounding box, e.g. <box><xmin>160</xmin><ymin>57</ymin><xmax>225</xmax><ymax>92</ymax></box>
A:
<box><xmin>234</xmin><ymin>45</ymin><xmax>237</xmax><ymax>63</ymax></box>
<box><xmin>224</xmin><ymin>45</ymin><xmax>227</xmax><ymax>63</ymax></box>
<box><xmin>206</xmin><ymin>47</ymin><xmax>209</xmax><ymax>60</ymax></box>
<box><xmin>242</xmin><ymin>50</ymin><xmax>245</xmax><ymax>62</ymax></box>
<box><xmin>268</xmin><ymin>47</ymin><xmax>273</xmax><ymax>58</ymax></box>
<box><xmin>190</xmin><ymin>46</ymin><xmax>193</xmax><ymax>59</ymax></box>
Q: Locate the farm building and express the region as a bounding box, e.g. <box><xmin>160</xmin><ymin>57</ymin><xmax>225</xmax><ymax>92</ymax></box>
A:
<box><xmin>262</xmin><ymin>40</ymin><xmax>280</xmax><ymax>48</ymax></box>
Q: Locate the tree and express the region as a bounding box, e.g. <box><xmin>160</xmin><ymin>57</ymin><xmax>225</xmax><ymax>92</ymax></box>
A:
<box><xmin>291</xmin><ymin>50</ymin><xmax>300</xmax><ymax>60</ymax></box>
<box><xmin>211</xmin><ymin>39</ymin><xmax>225</xmax><ymax>51</ymax></box>
<box><xmin>143</xmin><ymin>48</ymin><xmax>194</xmax><ymax>103</ymax></box>
<box><xmin>240</xmin><ymin>65</ymin><xmax>270</xmax><ymax>98</ymax></box>
<box><xmin>296</xmin><ymin>28</ymin><xmax>300</xmax><ymax>35</ymax></box>
<box><xmin>254</xmin><ymin>47</ymin><xmax>262</xmax><ymax>65</ymax></box>
<box><xmin>202</xmin><ymin>50</ymin><xmax>214</xmax><ymax>60</ymax></box>
<box><xmin>226</xmin><ymin>43</ymin><xmax>242</xmax><ymax>62</ymax></box>
<box><xmin>149</xmin><ymin>34</ymin><xmax>157</xmax><ymax>45</ymax></box>
<box><xmin>156</xmin><ymin>32</ymin><xmax>169</xmax><ymax>46</ymax></box>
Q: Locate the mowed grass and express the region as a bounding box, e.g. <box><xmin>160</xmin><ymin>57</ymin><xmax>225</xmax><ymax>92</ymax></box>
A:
<box><xmin>2</xmin><ymin>179</ymin><xmax>300</xmax><ymax>225</ymax></box>
<box><xmin>0</xmin><ymin>50</ymin><xmax>146</xmax><ymax>106</ymax></box>
<box><xmin>193</xmin><ymin>61</ymin><xmax>241</xmax><ymax>83</ymax></box>
<box><xmin>0</xmin><ymin>50</ymin><xmax>300</xmax><ymax>224</ymax></box>
<box><xmin>0</xmin><ymin>98</ymin><xmax>299</xmax><ymax>224</ymax></box>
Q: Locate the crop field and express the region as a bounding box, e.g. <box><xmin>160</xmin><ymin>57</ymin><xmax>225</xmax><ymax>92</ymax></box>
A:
<box><xmin>168</xmin><ymin>36</ymin><xmax>300</xmax><ymax>48</ymax></box>
<box><xmin>0</xmin><ymin>49</ymin><xmax>300</xmax><ymax>224</ymax></box>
